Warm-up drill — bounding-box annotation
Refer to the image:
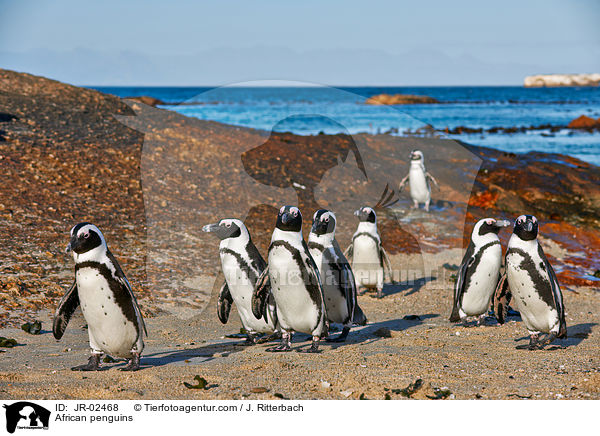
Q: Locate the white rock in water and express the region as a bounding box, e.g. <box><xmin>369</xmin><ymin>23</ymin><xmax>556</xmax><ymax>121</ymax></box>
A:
<box><xmin>524</xmin><ymin>73</ymin><xmax>600</xmax><ymax>87</ymax></box>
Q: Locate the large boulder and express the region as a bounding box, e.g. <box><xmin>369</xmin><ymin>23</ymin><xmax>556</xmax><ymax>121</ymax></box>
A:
<box><xmin>567</xmin><ymin>115</ymin><xmax>600</xmax><ymax>130</ymax></box>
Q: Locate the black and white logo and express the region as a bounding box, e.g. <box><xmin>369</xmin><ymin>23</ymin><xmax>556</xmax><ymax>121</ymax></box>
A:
<box><xmin>3</xmin><ymin>402</ymin><xmax>50</xmax><ymax>433</ymax></box>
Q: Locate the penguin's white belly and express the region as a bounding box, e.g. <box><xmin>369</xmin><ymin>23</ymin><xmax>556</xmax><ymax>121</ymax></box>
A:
<box><xmin>409</xmin><ymin>170</ymin><xmax>430</xmax><ymax>203</ymax></box>
<box><xmin>461</xmin><ymin>250</ymin><xmax>501</xmax><ymax>316</ymax></box>
<box><xmin>269</xmin><ymin>247</ymin><xmax>320</xmax><ymax>335</ymax></box>
<box><xmin>506</xmin><ymin>254</ymin><xmax>558</xmax><ymax>333</ymax></box>
<box><xmin>76</xmin><ymin>268</ymin><xmax>137</xmax><ymax>357</ymax></box>
<box><xmin>352</xmin><ymin>237</ymin><xmax>382</xmax><ymax>287</ymax></box>
<box><xmin>221</xmin><ymin>255</ymin><xmax>274</xmax><ymax>334</ymax></box>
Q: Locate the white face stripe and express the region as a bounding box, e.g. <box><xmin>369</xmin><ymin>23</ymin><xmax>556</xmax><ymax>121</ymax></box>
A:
<box><xmin>289</xmin><ymin>206</ymin><xmax>300</xmax><ymax>215</ymax></box>
<box><xmin>321</xmin><ymin>211</ymin><xmax>335</xmax><ymax>222</ymax></box>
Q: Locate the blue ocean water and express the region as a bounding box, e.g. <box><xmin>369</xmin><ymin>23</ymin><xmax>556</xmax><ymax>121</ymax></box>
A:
<box><xmin>92</xmin><ymin>86</ymin><xmax>600</xmax><ymax>165</ymax></box>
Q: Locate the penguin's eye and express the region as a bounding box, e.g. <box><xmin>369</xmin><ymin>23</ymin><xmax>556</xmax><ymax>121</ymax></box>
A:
<box><xmin>292</xmin><ymin>210</ymin><xmax>298</xmax><ymax>217</ymax></box>
<box><xmin>324</xmin><ymin>217</ymin><xmax>329</xmax><ymax>222</ymax></box>
<box><xmin>82</xmin><ymin>233</ymin><xmax>89</xmax><ymax>239</ymax></box>
<box><xmin>225</xmin><ymin>222</ymin><xmax>231</xmax><ymax>228</ymax></box>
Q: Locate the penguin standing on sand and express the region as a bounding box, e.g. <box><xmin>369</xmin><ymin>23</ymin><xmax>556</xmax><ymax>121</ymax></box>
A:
<box><xmin>308</xmin><ymin>209</ymin><xmax>367</xmax><ymax>342</ymax></box>
<box><xmin>345</xmin><ymin>207</ymin><xmax>394</xmax><ymax>299</ymax></box>
<box><xmin>252</xmin><ymin>206</ymin><xmax>328</xmax><ymax>353</ymax></box>
<box><xmin>399</xmin><ymin>150</ymin><xmax>438</xmax><ymax>211</ymax></box>
<box><xmin>202</xmin><ymin>218</ymin><xmax>277</xmax><ymax>344</ymax></box>
<box><xmin>450</xmin><ymin>218</ymin><xmax>511</xmax><ymax>324</ymax></box>
<box><xmin>504</xmin><ymin>215</ymin><xmax>567</xmax><ymax>349</ymax></box>
<box><xmin>53</xmin><ymin>223</ymin><xmax>146</xmax><ymax>371</ymax></box>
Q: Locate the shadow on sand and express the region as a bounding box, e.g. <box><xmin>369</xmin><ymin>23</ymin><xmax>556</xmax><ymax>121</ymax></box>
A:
<box><xmin>361</xmin><ymin>276</ymin><xmax>436</xmax><ymax>298</ymax></box>
<box><xmin>514</xmin><ymin>322</ymin><xmax>596</xmax><ymax>350</ymax></box>
<box><xmin>133</xmin><ymin>341</ymin><xmax>247</xmax><ymax>369</ymax></box>
<box><xmin>326</xmin><ymin>313</ymin><xmax>440</xmax><ymax>350</ymax></box>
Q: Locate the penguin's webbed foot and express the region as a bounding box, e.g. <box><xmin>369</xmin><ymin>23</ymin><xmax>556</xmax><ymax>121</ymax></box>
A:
<box><xmin>266</xmin><ymin>333</ymin><xmax>292</xmax><ymax>352</ymax></box>
<box><xmin>236</xmin><ymin>335</ymin><xmax>257</xmax><ymax>346</ymax></box>
<box><xmin>376</xmin><ymin>288</ymin><xmax>383</xmax><ymax>299</ymax></box>
<box><xmin>297</xmin><ymin>337</ymin><xmax>321</xmax><ymax>353</ymax></box>
<box><xmin>71</xmin><ymin>354</ymin><xmax>101</xmax><ymax>371</ymax></box>
<box><xmin>326</xmin><ymin>327</ymin><xmax>350</xmax><ymax>343</ymax></box>
<box><xmin>516</xmin><ymin>334</ymin><xmax>541</xmax><ymax>350</ymax></box>
<box><xmin>119</xmin><ymin>353</ymin><xmax>141</xmax><ymax>371</ymax></box>
<box><xmin>537</xmin><ymin>332</ymin><xmax>558</xmax><ymax>349</ymax></box>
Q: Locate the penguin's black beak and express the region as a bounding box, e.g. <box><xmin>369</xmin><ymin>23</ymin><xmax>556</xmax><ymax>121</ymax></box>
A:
<box><xmin>281</xmin><ymin>212</ymin><xmax>292</xmax><ymax>224</ymax></box>
<box><xmin>202</xmin><ymin>223</ymin><xmax>220</xmax><ymax>234</ymax></box>
<box><xmin>65</xmin><ymin>235</ymin><xmax>78</xmax><ymax>254</ymax></box>
<box><xmin>353</xmin><ymin>209</ymin><xmax>361</xmax><ymax>217</ymax></box>
<box><xmin>524</xmin><ymin>220</ymin><xmax>533</xmax><ymax>232</ymax></box>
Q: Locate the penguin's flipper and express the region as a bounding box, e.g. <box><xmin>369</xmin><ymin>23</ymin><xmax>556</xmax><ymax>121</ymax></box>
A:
<box><xmin>302</xmin><ymin>240</ymin><xmax>325</xmax><ymax>293</ymax></box>
<box><xmin>538</xmin><ymin>245</ymin><xmax>567</xmax><ymax>338</ymax></box>
<box><xmin>106</xmin><ymin>250</ymin><xmax>147</xmax><ymax>338</ymax></box>
<box><xmin>252</xmin><ymin>268</ymin><xmax>271</xmax><ymax>321</ymax></box>
<box><xmin>426</xmin><ymin>172</ymin><xmax>440</xmax><ymax>190</ymax></box>
<box><xmin>343</xmin><ymin>242</ymin><xmax>354</xmax><ymax>262</ymax></box>
<box><xmin>340</xmin><ymin>262</ymin><xmax>358</xmax><ymax>322</ymax></box>
<box><xmin>450</xmin><ymin>243</ymin><xmax>475</xmax><ymax>322</ymax></box>
<box><xmin>53</xmin><ymin>281</ymin><xmax>80</xmax><ymax>340</ymax></box>
<box><xmin>217</xmin><ymin>281</ymin><xmax>233</xmax><ymax>324</ymax></box>
<box><xmin>398</xmin><ymin>174</ymin><xmax>409</xmax><ymax>192</ymax></box>
<box><xmin>492</xmin><ymin>273</ymin><xmax>511</xmax><ymax>325</ymax></box>
<box><xmin>266</xmin><ymin>292</ymin><xmax>278</xmax><ymax>327</ymax></box>
<box><xmin>379</xmin><ymin>246</ymin><xmax>395</xmax><ymax>284</ymax></box>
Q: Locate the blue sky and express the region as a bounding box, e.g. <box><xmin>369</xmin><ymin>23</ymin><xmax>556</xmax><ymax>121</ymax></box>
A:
<box><xmin>0</xmin><ymin>0</ymin><xmax>599</xmax><ymax>85</ymax></box>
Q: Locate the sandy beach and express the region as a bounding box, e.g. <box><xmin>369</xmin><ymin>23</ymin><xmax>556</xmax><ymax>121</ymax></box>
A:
<box><xmin>0</xmin><ymin>69</ymin><xmax>599</xmax><ymax>400</ymax></box>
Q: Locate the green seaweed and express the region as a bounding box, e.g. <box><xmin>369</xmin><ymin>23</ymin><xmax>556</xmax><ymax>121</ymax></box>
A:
<box><xmin>183</xmin><ymin>375</ymin><xmax>208</xmax><ymax>390</ymax></box>
<box><xmin>0</xmin><ymin>337</ymin><xmax>17</xmax><ymax>348</ymax></box>
<box><xmin>392</xmin><ymin>378</ymin><xmax>423</xmax><ymax>398</ymax></box>
<box><xmin>21</xmin><ymin>321</ymin><xmax>42</xmax><ymax>335</ymax></box>
<box><xmin>426</xmin><ymin>387</ymin><xmax>452</xmax><ymax>400</ymax></box>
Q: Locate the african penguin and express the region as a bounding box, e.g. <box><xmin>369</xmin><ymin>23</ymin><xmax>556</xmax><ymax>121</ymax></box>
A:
<box><xmin>308</xmin><ymin>209</ymin><xmax>367</xmax><ymax>342</ymax></box>
<box><xmin>53</xmin><ymin>223</ymin><xmax>146</xmax><ymax>371</ymax></box>
<box><xmin>399</xmin><ymin>150</ymin><xmax>438</xmax><ymax>211</ymax></box>
<box><xmin>252</xmin><ymin>206</ymin><xmax>328</xmax><ymax>353</ymax></box>
<box><xmin>505</xmin><ymin>215</ymin><xmax>567</xmax><ymax>350</ymax></box>
<box><xmin>344</xmin><ymin>206</ymin><xmax>394</xmax><ymax>299</ymax></box>
<box><xmin>450</xmin><ymin>218</ymin><xmax>511</xmax><ymax>325</ymax></box>
<box><xmin>202</xmin><ymin>218</ymin><xmax>277</xmax><ymax>344</ymax></box>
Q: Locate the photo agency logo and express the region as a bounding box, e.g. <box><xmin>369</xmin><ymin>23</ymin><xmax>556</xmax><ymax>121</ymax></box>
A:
<box><xmin>115</xmin><ymin>82</ymin><xmax>482</xmax><ymax>316</ymax></box>
<box><xmin>3</xmin><ymin>402</ymin><xmax>50</xmax><ymax>433</ymax></box>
